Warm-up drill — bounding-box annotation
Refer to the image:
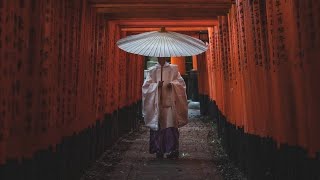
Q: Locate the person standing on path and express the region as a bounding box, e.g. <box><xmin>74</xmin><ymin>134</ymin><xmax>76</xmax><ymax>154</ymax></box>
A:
<box><xmin>142</xmin><ymin>57</ymin><xmax>188</xmax><ymax>159</ymax></box>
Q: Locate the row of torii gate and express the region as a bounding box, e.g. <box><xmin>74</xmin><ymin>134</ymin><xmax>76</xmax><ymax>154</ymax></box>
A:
<box><xmin>0</xmin><ymin>0</ymin><xmax>320</xmax><ymax>180</ymax></box>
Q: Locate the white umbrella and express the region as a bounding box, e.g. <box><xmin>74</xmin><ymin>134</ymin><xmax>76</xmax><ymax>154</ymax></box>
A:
<box><xmin>117</xmin><ymin>28</ymin><xmax>207</xmax><ymax>127</ymax></box>
<box><xmin>116</xmin><ymin>28</ymin><xmax>208</xmax><ymax>57</ymax></box>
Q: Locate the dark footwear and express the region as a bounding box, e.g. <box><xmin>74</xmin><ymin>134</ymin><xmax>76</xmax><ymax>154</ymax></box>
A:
<box><xmin>166</xmin><ymin>151</ymin><xmax>179</xmax><ymax>159</ymax></box>
<box><xmin>156</xmin><ymin>153</ymin><xmax>164</xmax><ymax>158</ymax></box>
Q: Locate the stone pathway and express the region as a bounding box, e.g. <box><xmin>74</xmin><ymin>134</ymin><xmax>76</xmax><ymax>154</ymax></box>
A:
<box><xmin>81</xmin><ymin>109</ymin><xmax>223</xmax><ymax>180</ymax></box>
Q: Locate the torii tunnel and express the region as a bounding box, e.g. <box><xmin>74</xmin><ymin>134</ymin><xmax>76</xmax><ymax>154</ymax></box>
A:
<box><xmin>1</xmin><ymin>0</ymin><xmax>320</xmax><ymax>179</ymax></box>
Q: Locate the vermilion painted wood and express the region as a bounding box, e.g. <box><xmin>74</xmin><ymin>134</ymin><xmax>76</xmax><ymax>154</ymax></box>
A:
<box><xmin>202</xmin><ymin>0</ymin><xmax>320</xmax><ymax>157</ymax></box>
<box><xmin>0</xmin><ymin>0</ymin><xmax>319</xmax><ymax>166</ymax></box>
<box><xmin>0</xmin><ymin>0</ymin><xmax>145</xmax><ymax>164</ymax></box>
<box><xmin>171</xmin><ymin>57</ymin><xmax>186</xmax><ymax>75</ymax></box>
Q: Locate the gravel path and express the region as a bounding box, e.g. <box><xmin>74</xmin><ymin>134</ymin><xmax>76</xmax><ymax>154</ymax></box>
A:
<box><xmin>81</xmin><ymin>109</ymin><xmax>246</xmax><ymax>180</ymax></box>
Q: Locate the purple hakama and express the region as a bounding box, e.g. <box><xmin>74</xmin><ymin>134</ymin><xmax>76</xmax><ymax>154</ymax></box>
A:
<box><xmin>149</xmin><ymin>127</ymin><xmax>179</xmax><ymax>154</ymax></box>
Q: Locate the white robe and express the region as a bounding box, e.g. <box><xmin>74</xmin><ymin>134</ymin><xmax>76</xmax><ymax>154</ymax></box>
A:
<box><xmin>142</xmin><ymin>62</ymin><xmax>188</xmax><ymax>131</ymax></box>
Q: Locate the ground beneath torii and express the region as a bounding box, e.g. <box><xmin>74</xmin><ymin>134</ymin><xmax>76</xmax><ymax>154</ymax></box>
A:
<box><xmin>81</xmin><ymin>104</ymin><xmax>246</xmax><ymax>180</ymax></box>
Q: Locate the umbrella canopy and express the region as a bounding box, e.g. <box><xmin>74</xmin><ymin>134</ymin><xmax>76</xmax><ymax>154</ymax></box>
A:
<box><xmin>116</xmin><ymin>28</ymin><xmax>208</xmax><ymax>57</ymax></box>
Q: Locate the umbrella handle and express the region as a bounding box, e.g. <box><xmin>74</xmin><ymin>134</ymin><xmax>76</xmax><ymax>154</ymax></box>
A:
<box><xmin>160</xmin><ymin>65</ymin><xmax>163</xmax><ymax>106</ymax></box>
<box><xmin>161</xmin><ymin>65</ymin><xmax>163</xmax><ymax>81</ymax></box>
<box><xmin>159</xmin><ymin>65</ymin><xmax>163</xmax><ymax>129</ymax></box>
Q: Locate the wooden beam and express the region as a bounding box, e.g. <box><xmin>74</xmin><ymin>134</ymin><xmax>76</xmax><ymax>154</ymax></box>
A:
<box><xmin>126</xmin><ymin>31</ymin><xmax>200</xmax><ymax>37</ymax></box>
<box><xmin>89</xmin><ymin>0</ymin><xmax>232</xmax><ymax>20</ymax></box>
<box><xmin>89</xmin><ymin>0</ymin><xmax>232</xmax><ymax>4</ymax></box>
<box><xmin>121</xmin><ymin>27</ymin><xmax>209</xmax><ymax>32</ymax></box>
<box><xmin>114</xmin><ymin>19</ymin><xmax>218</xmax><ymax>27</ymax></box>
<box><xmin>97</xmin><ymin>7</ymin><xmax>228</xmax><ymax>14</ymax></box>
<box><xmin>104</xmin><ymin>11</ymin><xmax>228</xmax><ymax>20</ymax></box>
<box><xmin>92</xmin><ymin>3</ymin><xmax>231</xmax><ymax>9</ymax></box>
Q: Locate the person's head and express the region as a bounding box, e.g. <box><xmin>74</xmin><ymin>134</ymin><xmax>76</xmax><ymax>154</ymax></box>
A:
<box><xmin>158</xmin><ymin>57</ymin><xmax>169</xmax><ymax>66</ymax></box>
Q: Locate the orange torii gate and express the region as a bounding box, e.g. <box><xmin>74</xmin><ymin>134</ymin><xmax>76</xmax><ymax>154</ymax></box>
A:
<box><xmin>196</xmin><ymin>1</ymin><xmax>320</xmax><ymax>179</ymax></box>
